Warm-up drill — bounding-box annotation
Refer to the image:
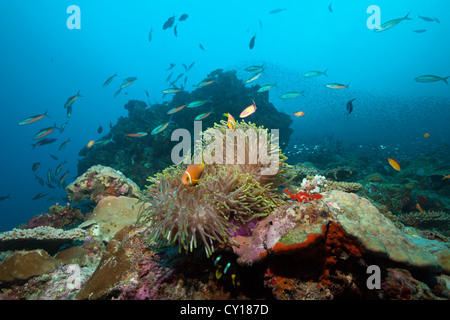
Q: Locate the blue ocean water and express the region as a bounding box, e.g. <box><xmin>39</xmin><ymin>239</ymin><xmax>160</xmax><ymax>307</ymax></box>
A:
<box><xmin>0</xmin><ymin>0</ymin><xmax>449</xmax><ymax>230</ymax></box>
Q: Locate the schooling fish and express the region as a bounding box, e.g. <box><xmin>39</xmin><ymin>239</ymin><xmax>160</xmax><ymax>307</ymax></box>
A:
<box><xmin>199</xmin><ymin>43</ymin><xmax>205</xmax><ymax>51</ymax></box>
<box><xmin>0</xmin><ymin>195</ymin><xmax>10</xmax><ymax>202</ymax></box>
<box><xmin>31</xmin><ymin>138</ymin><xmax>57</xmax><ymax>149</ymax></box>
<box><xmin>120</xmin><ymin>77</ymin><xmax>137</xmax><ymax>89</ymax></box>
<box><xmin>326</xmin><ymin>83</ymin><xmax>349</xmax><ymax>89</ymax></box>
<box><xmin>374</xmin><ymin>12</ymin><xmax>411</xmax><ymax>32</ymax></box>
<box><xmin>148</xmin><ymin>27</ymin><xmax>153</xmax><ymax>42</ymax></box>
<box><xmin>346</xmin><ymin>98</ymin><xmax>356</xmax><ymax>115</ymax></box>
<box><xmin>181</xmin><ymin>161</ymin><xmax>205</xmax><ymax>186</ymax></box>
<box><xmin>179</xmin><ymin>14</ymin><xmax>189</xmax><ymax>21</ymax></box>
<box><xmin>162</xmin><ymin>87</ymin><xmax>183</xmax><ymax>94</ymax></box>
<box><xmin>269</xmin><ymin>8</ymin><xmax>287</xmax><ymax>14</ymax></box>
<box><xmin>249</xmin><ymin>34</ymin><xmax>256</xmax><ymax>49</ymax></box>
<box><xmin>188</xmin><ymin>61</ymin><xmax>195</xmax><ymax>70</ymax></box>
<box><xmin>194</xmin><ymin>112</ymin><xmax>212</xmax><ymax>121</ymax></box>
<box><xmin>55</xmin><ymin>161</ymin><xmax>67</xmax><ymax>176</ymax></box>
<box><xmin>257</xmin><ymin>84</ymin><xmax>276</xmax><ymax>92</ymax></box>
<box><xmin>58</xmin><ymin>171</ymin><xmax>69</xmax><ymax>187</ymax></box>
<box><xmin>245</xmin><ymin>65</ymin><xmax>264</xmax><ymax>72</ymax></box>
<box><xmin>414</xmin><ymin>75</ymin><xmax>448</xmax><ymax>85</ymax></box>
<box><xmin>302</xmin><ymin>69</ymin><xmax>328</xmax><ymax>77</ymax></box>
<box><xmin>58</xmin><ymin>138</ymin><xmax>71</xmax><ymax>151</ymax></box>
<box><xmin>34</xmin><ymin>175</ymin><xmax>44</xmax><ymax>186</ymax></box>
<box><xmin>32</xmin><ymin>192</ymin><xmax>49</xmax><ymax>200</ymax></box>
<box><xmin>17</xmin><ymin>110</ymin><xmax>49</xmax><ymax>126</ymax></box>
<box><xmin>280</xmin><ymin>91</ymin><xmax>304</xmax><ymax>98</ymax></box>
<box><xmin>418</xmin><ymin>15</ymin><xmax>435</xmax><ymax>22</ymax></box>
<box><xmin>328</xmin><ymin>3</ymin><xmax>333</xmax><ymax>13</ymax></box>
<box><xmin>66</xmin><ymin>105</ymin><xmax>73</xmax><ymax>118</ymax></box>
<box><xmin>387</xmin><ymin>158</ymin><xmax>401</xmax><ymax>171</ymax></box>
<box><xmin>50</xmin><ymin>154</ymin><xmax>58</xmax><ymax>160</ymax></box>
<box><xmin>245</xmin><ymin>71</ymin><xmax>263</xmax><ymax>84</ymax></box>
<box><xmin>59</xmin><ymin>120</ymin><xmax>69</xmax><ymax>133</ymax></box>
<box><xmin>187</xmin><ymin>99</ymin><xmax>210</xmax><ymax>108</ymax></box>
<box><xmin>167</xmin><ymin>105</ymin><xmax>186</xmax><ymax>115</ymax></box>
<box><xmin>196</xmin><ymin>80</ymin><xmax>215</xmax><ymax>87</ymax></box>
<box><xmin>64</xmin><ymin>90</ymin><xmax>82</xmax><ymax>109</ymax></box>
<box><xmin>151</xmin><ymin>121</ymin><xmax>170</xmax><ymax>135</ymax></box>
<box><xmin>102</xmin><ymin>73</ymin><xmax>117</xmax><ymax>88</ymax></box>
<box><xmin>413</xmin><ymin>29</ymin><xmax>427</xmax><ymax>33</ymax></box>
<box><xmin>32</xmin><ymin>124</ymin><xmax>58</xmax><ymax>140</ymax></box>
<box><xmin>239</xmin><ymin>99</ymin><xmax>257</xmax><ymax>118</ymax></box>
<box><xmin>32</xmin><ymin>162</ymin><xmax>40</xmax><ymax>171</ymax></box>
<box><xmin>125</xmin><ymin>132</ymin><xmax>148</xmax><ymax>138</ymax></box>
<box><xmin>163</xmin><ymin>16</ymin><xmax>176</xmax><ymax>30</ymax></box>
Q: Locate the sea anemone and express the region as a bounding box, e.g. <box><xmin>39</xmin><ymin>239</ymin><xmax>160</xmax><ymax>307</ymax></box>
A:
<box><xmin>137</xmin><ymin>120</ymin><xmax>296</xmax><ymax>257</ymax></box>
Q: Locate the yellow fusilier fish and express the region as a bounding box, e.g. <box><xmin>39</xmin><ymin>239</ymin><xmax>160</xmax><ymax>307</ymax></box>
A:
<box><xmin>181</xmin><ymin>161</ymin><xmax>205</xmax><ymax>186</ymax></box>
<box><xmin>325</xmin><ymin>83</ymin><xmax>349</xmax><ymax>89</ymax></box>
<box><xmin>125</xmin><ymin>132</ymin><xmax>148</xmax><ymax>138</ymax></box>
<box><xmin>64</xmin><ymin>90</ymin><xmax>82</xmax><ymax>108</ymax></box>
<box><xmin>167</xmin><ymin>105</ymin><xmax>186</xmax><ymax>115</ymax></box>
<box><xmin>151</xmin><ymin>121</ymin><xmax>170</xmax><ymax>135</ymax></box>
<box><xmin>239</xmin><ymin>99</ymin><xmax>257</xmax><ymax>118</ymax></box>
<box><xmin>17</xmin><ymin>110</ymin><xmax>49</xmax><ymax>126</ymax></box>
<box><xmin>245</xmin><ymin>71</ymin><xmax>263</xmax><ymax>84</ymax></box>
<box><xmin>374</xmin><ymin>12</ymin><xmax>412</xmax><ymax>33</ymax></box>
<box><xmin>194</xmin><ymin>112</ymin><xmax>212</xmax><ymax>121</ymax></box>
<box><xmin>280</xmin><ymin>91</ymin><xmax>304</xmax><ymax>99</ymax></box>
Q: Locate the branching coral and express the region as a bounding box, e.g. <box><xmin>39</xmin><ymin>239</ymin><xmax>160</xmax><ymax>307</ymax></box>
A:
<box><xmin>137</xmin><ymin>120</ymin><xmax>296</xmax><ymax>257</ymax></box>
<box><xmin>397</xmin><ymin>211</ymin><xmax>450</xmax><ymax>236</ymax></box>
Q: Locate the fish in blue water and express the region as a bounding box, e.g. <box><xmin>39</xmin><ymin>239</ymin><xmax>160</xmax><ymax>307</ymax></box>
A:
<box><xmin>163</xmin><ymin>16</ymin><xmax>175</xmax><ymax>30</ymax></box>
<box><xmin>32</xmin><ymin>124</ymin><xmax>58</xmax><ymax>140</ymax></box>
<box><xmin>0</xmin><ymin>195</ymin><xmax>10</xmax><ymax>202</ymax></box>
<box><xmin>374</xmin><ymin>12</ymin><xmax>412</xmax><ymax>32</ymax></box>
<box><xmin>249</xmin><ymin>34</ymin><xmax>256</xmax><ymax>49</ymax></box>
<box><xmin>31</xmin><ymin>138</ymin><xmax>57</xmax><ymax>149</ymax></box>
<box><xmin>64</xmin><ymin>90</ymin><xmax>81</xmax><ymax>109</ymax></box>
<box><xmin>58</xmin><ymin>138</ymin><xmax>71</xmax><ymax>151</ymax></box>
<box><xmin>102</xmin><ymin>73</ymin><xmax>117</xmax><ymax>88</ymax></box>
<box><xmin>346</xmin><ymin>98</ymin><xmax>356</xmax><ymax>115</ymax></box>
<box><xmin>179</xmin><ymin>14</ymin><xmax>188</xmax><ymax>21</ymax></box>
<box><xmin>414</xmin><ymin>75</ymin><xmax>448</xmax><ymax>84</ymax></box>
<box><xmin>17</xmin><ymin>110</ymin><xmax>49</xmax><ymax>126</ymax></box>
<box><xmin>32</xmin><ymin>192</ymin><xmax>49</xmax><ymax>200</ymax></box>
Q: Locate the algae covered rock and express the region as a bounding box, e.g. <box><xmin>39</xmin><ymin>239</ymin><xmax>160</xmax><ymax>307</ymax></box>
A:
<box><xmin>233</xmin><ymin>191</ymin><xmax>443</xmax><ymax>273</ymax></box>
<box><xmin>66</xmin><ymin>165</ymin><xmax>142</xmax><ymax>205</ymax></box>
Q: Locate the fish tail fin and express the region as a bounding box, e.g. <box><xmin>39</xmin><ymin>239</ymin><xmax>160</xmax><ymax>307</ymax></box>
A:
<box><xmin>405</xmin><ymin>12</ymin><xmax>412</xmax><ymax>20</ymax></box>
<box><xmin>323</xmin><ymin>69</ymin><xmax>328</xmax><ymax>77</ymax></box>
<box><xmin>443</xmin><ymin>77</ymin><xmax>449</xmax><ymax>85</ymax></box>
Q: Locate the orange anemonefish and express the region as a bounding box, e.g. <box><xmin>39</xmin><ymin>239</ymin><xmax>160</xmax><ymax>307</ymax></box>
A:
<box><xmin>224</xmin><ymin>113</ymin><xmax>235</xmax><ymax>129</ymax></box>
<box><xmin>181</xmin><ymin>161</ymin><xmax>205</xmax><ymax>186</ymax></box>
<box><xmin>387</xmin><ymin>158</ymin><xmax>401</xmax><ymax>171</ymax></box>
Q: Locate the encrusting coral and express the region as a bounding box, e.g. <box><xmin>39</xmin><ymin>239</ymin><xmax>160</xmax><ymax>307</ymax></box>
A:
<box><xmin>137</xmin><ymin>120</ymin><xmax>296</xmax><ymax>257</ymax></box>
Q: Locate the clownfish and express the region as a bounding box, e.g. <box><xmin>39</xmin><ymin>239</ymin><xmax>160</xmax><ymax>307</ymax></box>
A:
<box><xmin>181</xmin><ymin>161</ymin><xmax>205</xmax><ymax>186</ymax></box>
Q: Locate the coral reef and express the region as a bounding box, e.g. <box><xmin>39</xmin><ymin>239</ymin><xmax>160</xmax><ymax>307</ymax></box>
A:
<box><xmin>0</xmin><ymin>249</ymin><xmax>60</xmax><ymax>284</ymax></box>
<box><xmin>137</xmin><ymin>119</ymin><xmax>295</xmax><ymax>257</ymax></box>
<box><xmin>79</xmin><ymin>196</ymin><xmax>145</xmax><ymax>242</ymax></box>
<box><xmin>66</xmin><ymin>165</ymin><xmax>142</xmax><ymax>205</ymax></box>
<box><xmin>398</xmin><ymin>211</ymin><xmax>450</xmax><ymax>236</ymax></box>
<box><xmin>77</xmin><ymin>71</ymin><xmax>293</xmax><ymax>188</ymax></box>
<box><xmin>24</xmin><ymin>203</ymin><xmax>83</xmax><ymax>229</ymax></box>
